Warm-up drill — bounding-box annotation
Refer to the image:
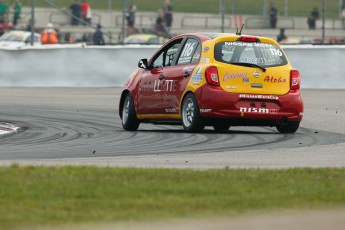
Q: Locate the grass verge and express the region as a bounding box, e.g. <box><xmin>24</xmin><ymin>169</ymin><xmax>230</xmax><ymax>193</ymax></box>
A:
<box><xmin>0</xmin><ymin>165</ymin><xmax>345</xmax><ymax>229</ymax></box>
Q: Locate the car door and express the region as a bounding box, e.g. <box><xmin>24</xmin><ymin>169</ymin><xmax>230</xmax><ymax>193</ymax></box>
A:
<box><xmin>162</xmin><ymin>37</ymin><xmax>202</xmax><ymax>115</ymax></box>
<box><xmin>137</xmin><ymin>38</ymin><xmax>184</xmax><ymax>115</ymax></box>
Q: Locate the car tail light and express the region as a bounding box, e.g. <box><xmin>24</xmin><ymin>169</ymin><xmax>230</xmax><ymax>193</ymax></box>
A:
<box><xmin>238</xmin><ymin>36</ymin><xmax>259</xmax><ymax>42</ymax></box>
<box><xmin>205</xmin><ymin>66</ymin><xmax>220</xmax><ymax>86</ymax></box>
<box><xmin>290</xmin><ymin>70</ymin><xmax>300</xmax><ymax>90</ymax></box>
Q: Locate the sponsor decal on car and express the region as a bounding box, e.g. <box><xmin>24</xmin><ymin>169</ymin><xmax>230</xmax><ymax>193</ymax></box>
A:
<box><xmin>200</xmin><ymin>58</ymin><xmax>210</xmax><ymax>63</ymax></box>
<box><xmin>138</xmin><ymin>80</ymin><xmax>176</xmax><ymax>92</ymax></box>
<box><xmin>165</xmin><ymin>108</ymin><xmax>177</xmax><ymax>113</ymax></box>
<box><xmin>264</xmin><ymin>76</ymin><xmax>287</xmax><ymax>84</ymax></box>
<box><xmin>225</xmin><ymin>42</ymin><xmax>254</xmax><ymax>47</ymax></box>
<box><xmin>240</xmin><ymin>107</ymin><xmax>278</xmax><ymax>114</ymax></box>
<box><xmin>239</xmin><ymin>94</ymin><xmax>279</xmax><ymax>100</ymax></box>
<box><xmin>241</xmin><ymin>57</ymin><xmax>265</xmax><ymax>64</ymax></box>
<box><xmin>183</xmin><ymin>66</ymin><xmax>195</xmax><ymax>72</ymax></box>
<box><xmin>225</xmin><ymin>85</ymin><xmax>238</xmax><ymax>89</ymax></box>
<box><xmin>193</xmin><ymin>53</ymin><xmax>200</xmax><ymax>59</ymax></box>
<box><xmin>254</xmin><ymin>43</ymin><xmax>274</xmax><ymax>48</ymax></box>
<box><xmin>223</xmin><ymin>72</ymin><xmax>248</xmax><ymax>81</ymax></box>
<box><xmin>253</xmin><ymin>71</ymin><xmax>261</xmax><ymax>78</ymax></box>
<box><xmin>200</xmin><ymin>109</ymin><xmax>212</xmax><ymax>113</ymax></box>
<box><xmin>192</xmin><ymin>66</ymin><xmax>203</xmax><ymax>84</ymax></box>
<box><xmin>154</xmin><ymin>80</ymin><xmax>177</xmax><ymax>92</ymax></box>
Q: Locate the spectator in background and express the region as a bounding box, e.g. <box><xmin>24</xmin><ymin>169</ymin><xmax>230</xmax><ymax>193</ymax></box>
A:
<box><xmin>69</xmin><ymin>0</ymin><xmax>81</xmax><ymax>26</ymax></box>
<box><xmin>307</xmin><ymin>7</ymin><xmax>319</xmax><ymax>30</ymax></box>
<box><xmin>64</xmin><ymin>32</ymin><xmax>74</xmax><ymax>43</ymax></box>
<box><xmin>92</xmin><ymin>24</ymin><xmax>105</xmax><ymax>45</ymax></box>
<box><xmin>163</xmin><ymin>0</ymin><xmax>173</xmax><ymax>31</ymax></box>
<box><xmin>155</xmin><ymin>9</ymin><xmax>166</xmax><ymax>34</ymax></box>
<box><xmin>277</xmin><ymin>28</ymin><xmax>287</xmax><ymax>43</ymax></box>
<box><xmin>80</xmin><ymin>0</ymin><xmax>92</xmax><ymax>25</ymax></box>
<box><xmin>0</xmin><ymin>0</ymin><xmax>9</xmax><ymax>23</ymax></box>
<box><xmin>41</xmin><ymin>23</ymin><xmax>58</xmax><ymax>44</ymax></box>
<box><xmin>126</xmin><ymin>1</ymin><xmax>136</xmax><ymax>28</ymax></box>
<box><xmin>12</xmin><ymin>0</ymin><xmax>22</xmax><ymax>26</ymax></box>
<box><xmin>269</xmin><ymin>2</ymin><xmax>278</xmax><ymax>29</ymax></box>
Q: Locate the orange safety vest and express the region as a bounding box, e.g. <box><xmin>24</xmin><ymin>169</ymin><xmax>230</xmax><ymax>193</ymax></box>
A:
<box><xmin>41</xmin><ymin>31</ymin><xmax>58</xmax><ymax>44</ymax></box>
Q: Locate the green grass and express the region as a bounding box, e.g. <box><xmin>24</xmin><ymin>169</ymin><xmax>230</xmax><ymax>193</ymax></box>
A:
<box><xmin>0</xmin><ymin>165</ymin><xmax>345</xmax><ymax>229</ymax></box>
<box><xmin>22</xmin><ymin>0</ymin><xmax>342</xmax><ymax>18</ymax></box>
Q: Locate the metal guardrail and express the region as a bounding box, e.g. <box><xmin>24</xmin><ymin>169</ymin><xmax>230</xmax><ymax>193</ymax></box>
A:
<box><xmin>181</xmin><ymin>15</ymin><xmax>232</xmax><ymax>29</ymax></box>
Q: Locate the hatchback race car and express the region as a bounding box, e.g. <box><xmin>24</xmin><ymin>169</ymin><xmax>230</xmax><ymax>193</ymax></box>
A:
<box><xmin>119</xmin><ymin>32</ymin><xmax>303</xmax><ymax>133</ymax></box>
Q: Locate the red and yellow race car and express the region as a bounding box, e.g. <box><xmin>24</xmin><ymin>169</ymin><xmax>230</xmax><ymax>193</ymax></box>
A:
<box><xmin>119</xmin><ymin>33</ymin><xmax>303</xmax><ymax>133</ymax></box>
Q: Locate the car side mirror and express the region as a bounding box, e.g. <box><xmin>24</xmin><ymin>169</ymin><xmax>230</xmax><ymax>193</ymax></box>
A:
<box><xmin>138</xmin><ymin>59</ymin><xmax>148</xmax><ymax>69</ymax></box>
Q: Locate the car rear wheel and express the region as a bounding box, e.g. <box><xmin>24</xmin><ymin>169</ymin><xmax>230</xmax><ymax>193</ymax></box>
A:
<box><xmin>213</xmin><ymin>123</ymin><xmax>231</xmax><ymax>132</ymax></box>
<box><xmin>276</xmin><ymin>121</ymin><xmax>300</xmax><ymax>133</ymax></box>
<box><xmin>122</xmin><ymin>93</ymin><xmax>140</xmax><ymax>131</ymax></box>
<box><xmin>182</xmin><ymin>94</ymin><xmax>204</xmax><ymax>132</ymax></box>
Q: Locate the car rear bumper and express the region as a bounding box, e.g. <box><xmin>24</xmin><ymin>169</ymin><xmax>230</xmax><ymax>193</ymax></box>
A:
<box><xmin>195</xmin><ymin>85</ymin><xmax>303</xmax><ymax>123</ymax></box>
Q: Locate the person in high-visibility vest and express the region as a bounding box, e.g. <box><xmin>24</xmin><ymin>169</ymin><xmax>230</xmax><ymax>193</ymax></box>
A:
<box><xmin>41</xmin><ymin>23</ymin><xmax>58</xmax><ymax>44</ymax></box>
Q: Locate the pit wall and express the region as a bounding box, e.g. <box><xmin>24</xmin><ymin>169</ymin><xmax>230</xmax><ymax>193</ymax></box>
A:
<box><xmin>0</xmin><ymin>45</ymin><xmax>344</xmax><ymax>89</ymax></box>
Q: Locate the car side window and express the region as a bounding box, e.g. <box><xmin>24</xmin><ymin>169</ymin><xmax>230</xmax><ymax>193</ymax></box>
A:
<box><xmin>152</xmin><ymin>52</ymin><xmax>164</xmax><ymax>69</ymax></box>
<box><xmin>151</xmin><ymin>38</ymin><xmax>183</xmax><ymax>69</ymax></box>
<box><xmin>165</xmin><ymin>43</ymin><xmax>180</xmax><ymax>66</ymax></box>
<box><xmin>177</xmin><ymin>38</ymin><xmax>200</xmax><ymax>65</ymax></box>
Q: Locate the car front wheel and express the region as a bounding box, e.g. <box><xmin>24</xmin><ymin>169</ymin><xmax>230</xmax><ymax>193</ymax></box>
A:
<box><xmin>181</xmin><ymin>94</ymin><xmax>204</xmax><ymax>132</ymax></box>
<box><xmin>122</xmin><ymin>93</ymin><xmax>140</xmax><ymax>131</ymax></box>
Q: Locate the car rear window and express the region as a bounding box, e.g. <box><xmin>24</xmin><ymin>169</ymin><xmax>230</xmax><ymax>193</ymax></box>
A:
<box><xmin>214</xmin><ymin>41</ymin><xmax>288</xmax><ymax>67</ymax></box>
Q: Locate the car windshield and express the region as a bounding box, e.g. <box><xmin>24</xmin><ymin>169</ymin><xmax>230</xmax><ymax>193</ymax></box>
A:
<box><xmin>214</xmin><ymin>41</ymin><xmax>288</xmax><ymax>68</ymax></box>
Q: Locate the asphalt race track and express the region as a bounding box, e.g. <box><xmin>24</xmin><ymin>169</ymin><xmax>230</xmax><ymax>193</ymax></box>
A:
<box><xmin>0</xmin><ymin>88</ymin><xmax>345</xmax><ymax>168</ymax></box>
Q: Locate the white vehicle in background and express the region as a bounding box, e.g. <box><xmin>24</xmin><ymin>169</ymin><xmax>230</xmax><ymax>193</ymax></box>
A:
<box><xmin>0</xmin><ymin>30</ymin><xmax>41</xmax><ymax>49</ymax></box>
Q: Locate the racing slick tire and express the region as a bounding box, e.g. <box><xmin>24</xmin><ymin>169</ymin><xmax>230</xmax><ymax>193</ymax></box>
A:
<box><xmin>276</xmin><ymin>121</ymin><xmax>300</xmax><ymax>134</ymax></box>
<box><xmin>122</xmin><ymin>93</ymin><xmax>140</xmax><ymax>131</ymax></box>
<box><xmin>181</xmin><ymin>94</ymin><xmax>205</xmax><ymax>133</ymax></box>
<box><xmin>213</xmin><ymin>123</ymin><xmax>231</xmax><ymax>132</ymax></box>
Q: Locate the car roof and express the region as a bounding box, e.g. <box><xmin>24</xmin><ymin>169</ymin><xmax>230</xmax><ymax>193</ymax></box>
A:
<box><xmin>196</xmin><ymin>32</ymin><xmax>238</xmax><ymax>39</ymax></box>
<box><xmin>176</xmin><ymin>32</ymin><xmax>237</xmax><ymax>39</ymax></box>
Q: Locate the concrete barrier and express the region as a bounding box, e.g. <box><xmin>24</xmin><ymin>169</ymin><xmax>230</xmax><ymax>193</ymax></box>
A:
<box><xmin>1</xmin><ymin>45</ymin><xmax>344</xmax><ymax>88</ymax></box>
<box><xmin>284</xmin><ymin>46</ymin><xmax>344</xmax><ymax>89</ymax></box>
<box><xmin>0</xmin><ymin>45</ymin><xmax>158</xmax><ymax>87</ymax></box>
